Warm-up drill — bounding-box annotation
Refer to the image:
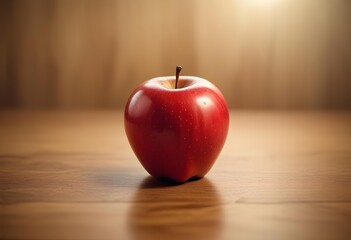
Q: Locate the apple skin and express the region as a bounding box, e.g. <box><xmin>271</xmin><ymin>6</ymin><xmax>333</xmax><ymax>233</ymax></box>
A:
<box><xmin>124</xmin><ymin>76</ymin><xmax>229</xmax><ymax>182</ymax></box>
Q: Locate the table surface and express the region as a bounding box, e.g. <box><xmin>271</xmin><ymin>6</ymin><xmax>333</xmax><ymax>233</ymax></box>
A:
<box><xmin>0</xmin><ymin>110</ymin><xmax>350</xmax><ymax>240</ymax></box>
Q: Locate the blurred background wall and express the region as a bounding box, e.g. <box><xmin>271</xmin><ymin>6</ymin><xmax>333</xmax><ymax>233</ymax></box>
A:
<box><xmin>0</xmin><ymin>0</ymin><xmax>350</xmax><ymax>109</ymax></box>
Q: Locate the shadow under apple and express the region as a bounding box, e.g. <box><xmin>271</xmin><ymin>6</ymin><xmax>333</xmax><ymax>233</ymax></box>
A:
<box><xmin>128</xmin><ymin>177</ymin><xmax>223</xmax><ymax>240</ymax></box>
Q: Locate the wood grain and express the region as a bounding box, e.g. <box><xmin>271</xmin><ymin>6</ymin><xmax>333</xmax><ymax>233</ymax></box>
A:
<box><xmin>1</xmin><ymin>0</ymin><xmax>351</xmax><ymax>109</ymax></box>
<box><xmin>0</xmin><ymin>110</ymin><xmax>351</xmax><ymax>240</ymax></box>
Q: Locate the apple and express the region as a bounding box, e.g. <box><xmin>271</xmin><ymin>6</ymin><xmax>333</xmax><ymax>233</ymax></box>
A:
<box><xmin>124</xmin><ymin>66</ymin><xmax>229</xmax><ymax>182</ymax></box>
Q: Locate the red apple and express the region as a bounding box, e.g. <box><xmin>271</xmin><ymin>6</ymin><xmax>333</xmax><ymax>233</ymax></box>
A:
<box><xmin>124</xmin><ymin>67</ymin><xmax>229</xmax><ymax>182</ymax></box>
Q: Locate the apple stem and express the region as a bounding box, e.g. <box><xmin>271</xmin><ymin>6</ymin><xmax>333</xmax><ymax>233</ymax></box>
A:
<box><xmin>175</xmin><ymin>66</ymin><xmax>182</xmax><ymax>89</ymax></box>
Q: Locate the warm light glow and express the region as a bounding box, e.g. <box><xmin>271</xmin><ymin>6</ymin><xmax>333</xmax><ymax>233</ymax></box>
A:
<box><xmin>249</xmin><ymin>0</ymin><xmax>280</xmax><ymax>5</ymax></box>
<box><xmin>241</xmin><ymin>0</ymin><xmax>282</xmax><ymax>8</ymax></box>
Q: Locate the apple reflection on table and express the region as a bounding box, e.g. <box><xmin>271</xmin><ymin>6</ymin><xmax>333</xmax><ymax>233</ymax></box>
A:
<box><xmin>128</xmin><ymin>177</ymin><xmax>223</xmax><ymax>240</ymax></box>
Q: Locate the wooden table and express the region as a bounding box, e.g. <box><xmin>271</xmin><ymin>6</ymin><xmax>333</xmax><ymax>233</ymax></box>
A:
<box><xmin>0</xmin><ymin>111</ymin><xmax>350</xmax><ymax>240</ymax></box>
